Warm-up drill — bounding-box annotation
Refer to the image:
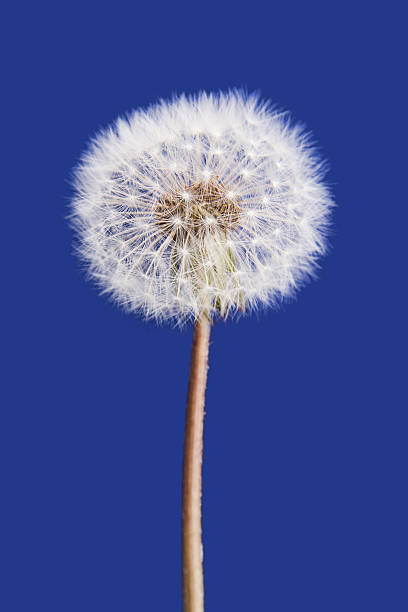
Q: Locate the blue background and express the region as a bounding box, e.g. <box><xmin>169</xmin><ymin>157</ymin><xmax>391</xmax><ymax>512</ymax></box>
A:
<box><xmin>3</xmin><ymin>1</ymin><xmax>406</xmax><ymax>610</ymax></box>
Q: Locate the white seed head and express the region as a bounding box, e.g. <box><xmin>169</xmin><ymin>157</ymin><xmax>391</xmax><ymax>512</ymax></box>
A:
<box><xmin>71</xmin><ymin>91</ymin><xmax>333</xmax><ymax>324</ymax></box>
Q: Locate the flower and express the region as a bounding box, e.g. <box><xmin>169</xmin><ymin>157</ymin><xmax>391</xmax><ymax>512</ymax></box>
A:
<box><xmin>71</xmin><ymin>91</ymin><xmax>333</xmax><ymax>324</ymax></box>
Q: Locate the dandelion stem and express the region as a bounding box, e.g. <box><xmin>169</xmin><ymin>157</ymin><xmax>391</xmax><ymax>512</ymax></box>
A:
<box><xmin>182</xmin><ymin>314</ymin><xmax>211</xmax><ymax>612</ymax></box>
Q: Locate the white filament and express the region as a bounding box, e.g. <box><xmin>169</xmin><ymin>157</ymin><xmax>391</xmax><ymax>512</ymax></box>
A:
<box><xmin>71</xmin><ymin>91</ymin><xmax>333</xmax><ymax>324</ymax></box>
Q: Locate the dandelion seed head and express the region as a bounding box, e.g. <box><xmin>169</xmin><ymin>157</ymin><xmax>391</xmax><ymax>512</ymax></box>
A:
<box><xmin>71</xmin><ymin>90</ymin><xmax>334</xmax><ymax>324</ymax></box>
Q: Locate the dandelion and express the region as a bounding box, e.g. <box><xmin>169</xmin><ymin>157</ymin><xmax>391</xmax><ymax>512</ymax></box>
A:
<box><xmin>71</xmin><ymin>91</ymin><xmax>333</xmax><ymax>611</ymax></box>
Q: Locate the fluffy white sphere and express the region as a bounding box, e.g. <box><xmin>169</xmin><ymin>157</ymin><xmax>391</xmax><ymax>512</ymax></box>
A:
<box><xmin>71</xmin><ymin>91</ymin><xmax>333</xmax><ymax>324</ymax></box>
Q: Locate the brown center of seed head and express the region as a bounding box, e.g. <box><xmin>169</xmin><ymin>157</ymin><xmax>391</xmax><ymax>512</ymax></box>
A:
<box><xmin>155</xmin><ymin>177</ymin><xmax>241</xmax><ymax>238</ymax></box>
